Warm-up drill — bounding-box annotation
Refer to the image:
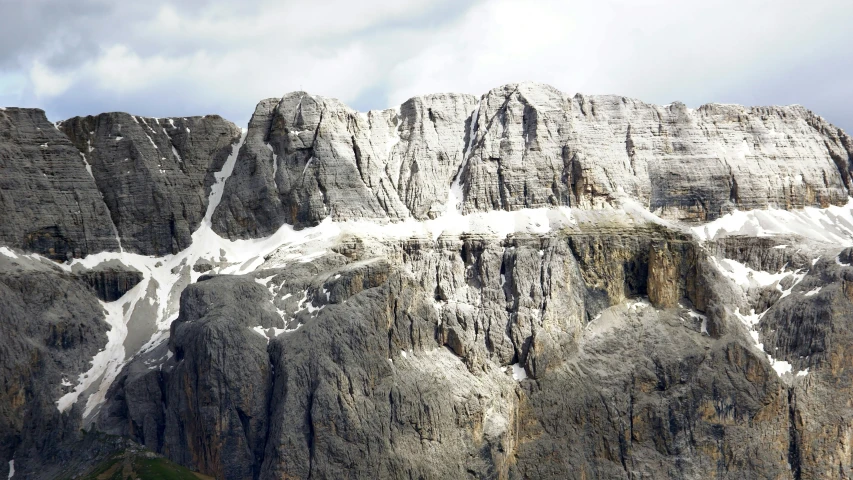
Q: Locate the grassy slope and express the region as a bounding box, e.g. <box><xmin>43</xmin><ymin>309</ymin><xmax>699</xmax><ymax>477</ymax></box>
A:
<box><xmin>76</xmin><ymin>452</ymin><xmax>213</xmax><ymax>480</ymax></box>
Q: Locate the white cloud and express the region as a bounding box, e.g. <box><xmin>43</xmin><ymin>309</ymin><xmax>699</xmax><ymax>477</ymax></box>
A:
<box><xmin>3</xmin><ymin>0</ymin><xmax>852</xmax><ymax>132</ymax></box>
<box><xmin>386</xmin><ymin>0</ymin><xmax>853</xmax><ymax>108</ymax></box>
<box><xmin>30</xmin><ymin>60</ymin><xmax>74</xmax><ymax>98</ymax></box>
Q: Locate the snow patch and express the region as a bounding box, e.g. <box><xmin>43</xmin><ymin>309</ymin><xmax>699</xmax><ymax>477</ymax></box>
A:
<box><xmin>726</xmin><ymin>299</ymin><xmax>803</xmax><ymax>379</ymax></box>
<box><xmin>511</xmin><ymin>363</ymin><xmax>527</xmax><ymax>381</ymax></box>
<box><xmin>56</xmin><ymin>282</ymin><xmax>143</xmax><ymax>414</ymax></box>
<box><xmin>627</xmin><ymin>298</ymin><xmax>650</xmax><ymax>311</ymax></box>
<box><xmin>804</xmin><ymin>287</ymin><xmax>821</xmax><ymax>297</ymax></box>
<box><xmin>171</xmin><ymin>145</ymin><xmax>183</xmax><ymax>164</ymax></box>
<box><xmin>693</xmin><ymin>198</ymin><xmax>853</xmax><ymax>245</ymax></box>
<box><xmin>710</xmin><ymin>257</ymin><xmax>794</xmax><ymax>290</ymax></box>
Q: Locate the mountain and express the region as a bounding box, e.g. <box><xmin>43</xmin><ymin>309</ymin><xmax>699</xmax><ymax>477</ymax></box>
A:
<box><xmin>1</xmin><ymin>82</ymin><xmax>853</xmax><ymax>479</ymax></box>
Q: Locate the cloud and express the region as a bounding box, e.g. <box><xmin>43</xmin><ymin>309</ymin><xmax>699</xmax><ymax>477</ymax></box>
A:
<box><xmin>29</xmin><ymin>60</ymin><xmax>73</xmax><ymax>97</ymax></box>
<box><xmin>0</xmin><ymin>0</ymin><xmax>851</xmax><ymax>133</ymax></box>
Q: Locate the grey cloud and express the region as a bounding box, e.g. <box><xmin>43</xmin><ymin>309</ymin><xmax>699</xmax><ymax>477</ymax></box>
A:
<box><xmin>0</xmin><ymin>0</ymin><xmax>850</xmax><ymax>135</ymax></box>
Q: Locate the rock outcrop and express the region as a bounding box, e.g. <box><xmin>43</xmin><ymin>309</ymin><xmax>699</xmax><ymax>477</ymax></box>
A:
<box><xmin>61</xmin><ymin>113</ymin><xmax>242</xmax><ymax>256</ymax></box>
<box><xmin>0</xmin><ymin>108</ymin><xmax>119</xmax><ymax>260</ymax></box>
<box><xmin>461</xmin><ymin>84</ymin><xmax>852</xmax><ymax>219</ymax></box>
<box><xmin>214</xmin><ymin>83</ymin><xmax>853</xmax><ymax>239</ymax></box>
<box><xmin>73</xmin><ymin>262</ymin><xmax>143</xmax><ymax>302</ymax></box>
<box><xmin>95</xmin><ymin>221</ymin><xmax>809</xmax><ymax>479</ymax></box>
<box><xmin>0</xmin><ymin>251</ymin><xmax>110</xmax><ymax>479</ymax></box>
<box><xmin>212</xmin><ymin>92</ymin><xmax>478</xmax><ymax>237</ymax></box>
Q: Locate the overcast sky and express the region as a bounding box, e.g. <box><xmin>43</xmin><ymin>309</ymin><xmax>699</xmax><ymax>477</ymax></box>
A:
<box><xmin>1</xmin><ymin>0</ymin><xmax>851</xmax><ymax>132</ymax></box>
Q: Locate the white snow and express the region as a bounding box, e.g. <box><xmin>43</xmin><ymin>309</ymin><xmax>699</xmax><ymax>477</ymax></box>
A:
<box><xmin>252</xmin><ymin>326</ymin><xmax>270</xmax><ymax>342</ymax></box>
<box><xmin>50</xmin><ymin>133</ymin><xmax>248</xmax><ymax>415</ymax></box>
<box><xmin>0</xmin><ymin>247</ymin><xmax>18</xmax><ymax>259</ymax></box>
<box><xmin>79</xmin><ymin>153</ymin><xmax>94</xmax><ymax>178</ymax></box>
<box><xmin>731</xmin><ymin>307</ymin><xmax>793</xmax><ymax>375</ymax></box>
<box><xmin>144</xmin><ymin>132</ymin><xmax>159</xmax><ymax>150</ymax></box>
<box><xmin>56</xmin><ymin>289</ymin><xmax>138</xmax><ymax>414</ymax></box>
<box><xmin>627</xmin><ymin>298</ymin><xmax>650</xmax><ymax>311</ymax></box>
<box><xmin>171</xmin><ymin>145</ymin><xmax>183</xmax><ymax>164</ymax></box>
<box><xmin>400</xmin><ymin>350</ymin><xmax>407</xmax><ymax>358</ymax></box>
<box><xmin>804</xmin><ymin>287</ymin><xmax>822</xmax><ymax>297</ymax></box>
<box><xmin>771</xmin><ymin>359</ymin><xmax>793</xmax><ymax>376</ymax></box>
<box><xmin>511</xmin><ymin>363</ymin><xmax>527</xmax><ymax>381</ymax></box>
<box><xmin>693</xmin><ymin>198</ymin><xmax>853</xmax><ymax>245</ymax></box>
<box><xmin>683</xmin><ymin>309</ymin><xmax>709</xmax><ymax>334</ymax></box>
<box><xmin>7</xmin><ymin>460</ymin><xmax>13</xmax><ymax>479</ymax></box>
<box><xmin>710</xmin><ymin>257</ymin><xmax>793</xmax><ymax>290</ymax></box>
<box><xmin>796</xmin><ymin>368</ymin><xmax>809</xmax><ymax>377</ymax></box>
<box><xmin>718</xmin><ymin>259</ymin><xmax>808</xmax><ymax>380</ymax></box>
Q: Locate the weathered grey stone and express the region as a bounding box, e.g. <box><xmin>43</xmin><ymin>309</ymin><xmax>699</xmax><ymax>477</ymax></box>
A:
<box><xmin>0</xmin><ymin>108</ymin><xmax>119</xmax><ymax>260</ymax></box>
<box><xmin>73</xmin><ymin>262</ymin><xmax>143</xmax><ymax>302</ymax></box>
<box><xmin>212</xmin><ymin>92</ymin><xmax>478</xmax><ymax>237</ymax></box>
<box><xmin>214</xmin><ymin>83</ymin><xmax>852</xmax><ymax>239</ymax></box>
<box><xmin>98</xmin><ymin>219</ymin><xmax>822</xmax><ymax>479</ymax></box>
<box><xmin>0</xmin><ymin>252</ymin><xmax>110</xmax><ymax>479</ymax></box>
<box><xmin>61</xmin><ymin>113</ymin><xmax>242</xmax><ymax>255</ymax></box>
<box><xmin>4</xmin><ymin>84</ymin><xmax>853</xmax><ymax>480</ymax></box>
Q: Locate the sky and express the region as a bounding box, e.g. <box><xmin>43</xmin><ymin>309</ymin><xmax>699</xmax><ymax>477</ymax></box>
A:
<box><xmin>1</xmin><ymin>0</ymin><xmax>851</xmax><ymax>132</ymax></box>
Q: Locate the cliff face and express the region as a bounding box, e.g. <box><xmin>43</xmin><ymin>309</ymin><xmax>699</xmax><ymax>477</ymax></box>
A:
<box><xmin>2</xmin><ymin>84</ymin><xmax>853</xmax><ymax>479</ymax></box>
<box><xmin>60</xmin><ymin>113</ymin><xmax>242</xmax><ymax>256</ymax></box>
<box><xmin>0</xmin><ymin>108</ymin><xmax>119</xmax><ymax>260</ymax></box>
<box><xmin>212</xmin><ymin>92</ymin><xmax>479</xmax><ymax>237</ymax></box>
<box><xmin>213</xmin><ymin>83</ymin><xmax>852</xmax><ymax>240</ymax></box>
<box><xmin>462</xmin><ymin>84</ymin><xmax>851</xmax><ymax>218</ymax></box>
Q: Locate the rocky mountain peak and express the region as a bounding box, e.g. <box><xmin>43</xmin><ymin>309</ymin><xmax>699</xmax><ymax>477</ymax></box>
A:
<box><xmin>2</xmin><ymin>83</ymin><xmax>853</xmax><ymax>479</ymax></box>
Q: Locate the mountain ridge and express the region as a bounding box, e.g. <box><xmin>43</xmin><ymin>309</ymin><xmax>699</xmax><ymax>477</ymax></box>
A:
<box><xmin>2</xmin><ymin>82</ymin><xmax>853</xmax><ymax>479</ymax></box>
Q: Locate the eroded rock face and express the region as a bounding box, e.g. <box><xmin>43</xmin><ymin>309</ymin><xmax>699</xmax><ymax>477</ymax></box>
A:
<box><xmin>460</xmin><ymin>84</ymin><xmax>852</xmax><ymax>219</ymax></box>
<box><xmin>0</xmin><ymin>108</ymin><xmax>120</xmax><ymax>260</ymax></box>
<box><xmin>95</xmin><ymin>222</ymin><xmax>815</xmax><ymax>479</ymax></box>
<box><xmin>214</xmin><ymin>83</ymin><xmax>852</xmax><ymax>239</ymax></box>
<box><xmin>757</xmin><ymin>258</ymin><xmax>853</xmax><ymax>478</ymax></box>
<box><xmin>61</xmin><ymin>113</ymin><xmax>241</xmax><ymax>256</ymax></box>
<box><xmin>212</xmin><ymin>92</ymin><xmax>479</xmax><ymax>237</ymax></box>
<box><xmin>0</xmin><ymin>253</ymin><xmax>109</xmax><ymax>479</ymax></box>
<box><xmin>73</xmin><ymin>263</ymin><xmax>143</xmax><ymax>302</ymax></box>
<box><xmin>3</xmin><ymin>84</ymin><xmax>853</xmax><ymax>480</ymax></box>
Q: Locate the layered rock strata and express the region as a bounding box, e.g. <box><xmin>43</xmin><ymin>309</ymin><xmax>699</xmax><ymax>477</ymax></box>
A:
<box><xmin>214</xmin><ymin>83</ymin><xmax>853</xmax><ymax>239</ymax></box>
<box><xmin>61</xmin><ymin>113</ymin><xmax>242</xmax><ymax>255</ymax></box>
<box><xmin>0</xmin><ymin>108</ymin><xmax>119</xmax><ymax>260</ymax></box>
